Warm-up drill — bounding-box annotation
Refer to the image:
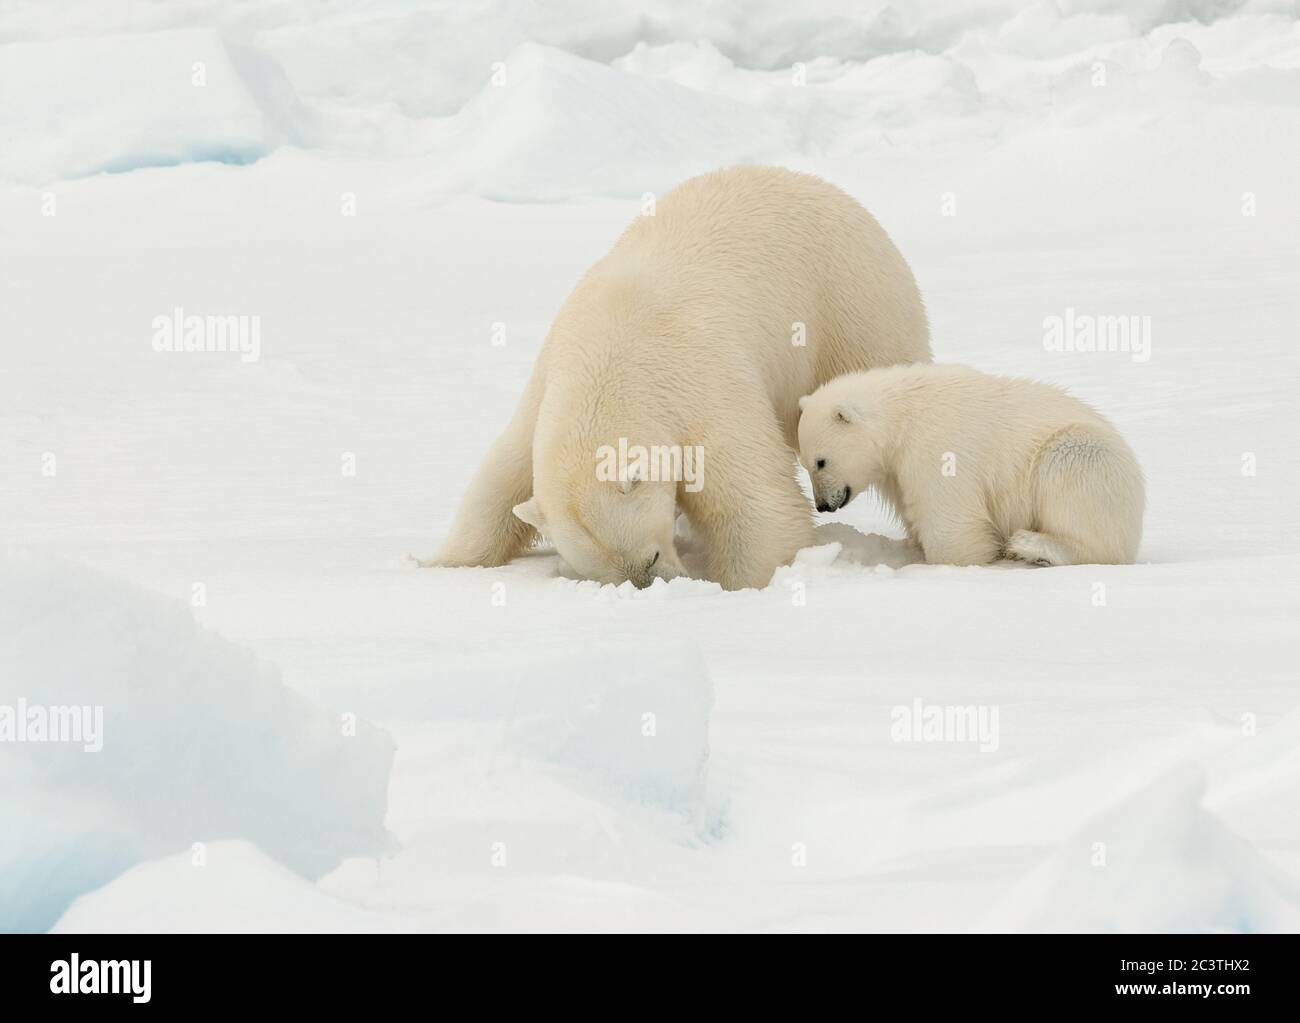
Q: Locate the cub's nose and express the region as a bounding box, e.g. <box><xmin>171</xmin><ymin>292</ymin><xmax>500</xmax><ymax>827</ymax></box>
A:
<box><xmin>816</xmin><ymin>502</ymin><xmax>830</xmax><ymax>513</ymax></box>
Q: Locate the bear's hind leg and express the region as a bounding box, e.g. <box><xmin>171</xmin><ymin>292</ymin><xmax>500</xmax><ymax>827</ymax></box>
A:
<box><xmin>1028</xmin><ymin>428</ymin><xmax>1145</xmax><ymax>565</ymax></box>
<box><xmin>421</xmin><ymin>431</ymin><xmax>535</xmax><ymax>568</ymax></box>
<box><xmin>419</xmin><ymin>368</ymin><xmax>544</xmax><ymax>569</ymax></box>
<box><xmin>1005</xmin><ymin>529</ymin><xmax>1072</xmax><ymax>567</ymax></box>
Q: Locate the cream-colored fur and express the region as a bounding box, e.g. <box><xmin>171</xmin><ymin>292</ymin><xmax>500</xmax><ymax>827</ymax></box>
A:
<box><xmin>798</xmin><ymin>365</ymin><xmax>1145</xmax><ymax>566</ymax></box>
<box><xmin>425</xmin><ymin>166</ymin><xmax>931</xmax><ymax>589</ymax></box>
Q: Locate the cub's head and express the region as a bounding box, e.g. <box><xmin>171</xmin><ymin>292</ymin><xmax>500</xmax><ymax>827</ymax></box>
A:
<box><xmin>513</xmin><ymin>474</ymin><xmax>683</xmax><ymax>588</ymax></box>
<box><xmin>797</xmin><ymin>381</ymin><xmax>881</xmax><ymax>513</ymax></box>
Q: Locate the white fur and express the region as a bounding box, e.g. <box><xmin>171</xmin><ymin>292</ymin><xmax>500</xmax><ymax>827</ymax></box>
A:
<box><xmin>425</xmin><ymin>166</ymin><xmax>931</xmax><ymax>589</ymax></box>
<box><xmin>798</xmin><ymin>364</ymin><xmax>1145</xmax><ymax>566</ymax></box>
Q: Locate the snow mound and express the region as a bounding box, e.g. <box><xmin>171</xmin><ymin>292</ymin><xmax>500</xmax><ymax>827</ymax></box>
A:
<box><xmin>0</xmin><ymin>29</ymin><xmax>311</xmax><ymax>184</ymax></box>
<box><xmin>440</xmin><ymin>43</ymin><xmax>795</xmax><ymax>201</ymax></box>
<box><xmin>52</xmin><ymin>840</ymin><xmax>412</xmax><ymax>934</ymax></box>
<box><xmin>502</xmin><ymin>643</ymin><xmax>713</xmax><ymax>809</ymax></box>
<box><xmin>808</xmin><ymin>525</ymin><xmax>924</xmax><ymax>569</ymax></box>
<box><xmin>984</xmin><ymin>767</ymin><xmax>1300</xmax><ymax>933</ymax></box>
<box><xmin>768</xmin><ymin>527</ymin><xmax>923</xmax><ymax>592</ymax></box>
<box><xmin>1206</xmin><ymin>708</ymin><xmax>1300</xmax><ymax>850</ymax></box>
<box><xmin>0</xmin><ymin>553</ymin><xmax>395</xmax><ymax>933</ymax></box>
<box><xmin>314</xmin><ymin>640</ymin><xmax>713</xmax><ymax>811</ymax></box>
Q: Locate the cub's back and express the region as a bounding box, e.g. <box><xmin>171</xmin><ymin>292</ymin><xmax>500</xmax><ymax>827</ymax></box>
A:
<box><xmin>859</xmin><ymin>365</ymin><xmax>1115</xmax><ymax>487</ymax></box>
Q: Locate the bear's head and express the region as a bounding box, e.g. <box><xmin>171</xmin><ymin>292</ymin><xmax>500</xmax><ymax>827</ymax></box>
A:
<box><xmin>512</xmin><ymin>473</ymin><xmax>684</xmax><ymax>588</ymax></box>
<box><xmin>797</xmin><ymin>379</ymin><xmax>883</xmax><ymax>513</ymax></box>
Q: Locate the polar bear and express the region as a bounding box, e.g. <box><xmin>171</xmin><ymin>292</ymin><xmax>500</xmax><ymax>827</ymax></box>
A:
<box><xmin>425</xmin><ymin>166</ymin><xmax>931</xmax><ymax>590</ymax></box>
<box><xmin>797</xmin><ymin>364</ymin><xmax>1145</xmax><ymax>566</ymax></box>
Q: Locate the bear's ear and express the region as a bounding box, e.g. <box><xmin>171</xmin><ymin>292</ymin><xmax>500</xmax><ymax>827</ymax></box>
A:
<box><xmin>798</xmin><ymin>395</ymin><xmax>810</xmax><ymax>411</ymax></box>
<box><xmin>834</xmin><ymin>403</ymin><xmax>858</xmax><ymax>425</ymax></box>
<box><xmin>512</xmin><ymin>498</ymin><xmax>546</xmax><ymax>530</ymax></box>
<box><xmin>618</xmin><ymin>462</ymin><xmax>644</xmax><ymax>494</ymax></box>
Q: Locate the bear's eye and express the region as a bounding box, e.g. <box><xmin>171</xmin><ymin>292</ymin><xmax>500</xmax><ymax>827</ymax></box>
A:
<box><xmin>815</xmin><ymin>458</ymin><xmax>826</xmax><ymax>470</ymax></box>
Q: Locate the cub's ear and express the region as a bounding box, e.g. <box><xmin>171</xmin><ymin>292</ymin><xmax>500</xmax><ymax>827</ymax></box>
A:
<box><xmin>512</xmin><ymin>498</ymin><xmax>546</xmax><ymax>530</ymax></box>
<box><xmin>834</xmin><ymin>403</ymin><xmax>859</xmax><ymax>425</ymax></box>
<box><xmin>798</xmin><ymin>395</ymin><xmax>810</xmax><ymax>411</ymax></box>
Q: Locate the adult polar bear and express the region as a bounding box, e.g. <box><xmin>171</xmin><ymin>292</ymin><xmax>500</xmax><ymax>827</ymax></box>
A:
<box><xmin>427</xmin><ymin>166</ymin><xmax>931</xmax><ymax>590</ymax></box>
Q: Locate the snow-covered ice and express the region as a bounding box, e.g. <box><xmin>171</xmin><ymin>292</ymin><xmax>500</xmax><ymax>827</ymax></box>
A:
<box><xmin>985</xmin><ymin>767</ymin><xmax>1300</xmax><ymax>932</ymax></box>
<box><xmin>0</xmin><ymin>554</ymin><xmax>395</xmax><ymax>932</ymax></box>
<box><xmin>0</xmin><ymin>29</ymin><xmax>312</xmax><ymax>184</ymax></box>
<box><xmin>2</xmin><ymin>0</ymin><xmax>1299</xmax><ymax>932</ymax></box>
<box><xmin>51</xmin><ymin>841</ymin><xmax>415</xmax><ymax>934</ymax></box>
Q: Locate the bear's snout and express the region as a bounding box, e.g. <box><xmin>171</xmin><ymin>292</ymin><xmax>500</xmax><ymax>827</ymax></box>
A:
<box><xmin>626</xmin><ymin>550</ymin><xmax>665</xmax><ymax>589</ymax></box>
<box><xmin>817</xmin><ymin>485</ymin><xmax>851</xmax><ymax>513</ymax></box>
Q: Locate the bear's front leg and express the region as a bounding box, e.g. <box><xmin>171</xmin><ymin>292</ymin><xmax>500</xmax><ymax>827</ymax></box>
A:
<box><xmin>915</xmin><ymin>515</ymin><xmax>1001</xmax><ymax>567</ymax></box>
<box><xmin>684</xmin><ymin>427</ymin><xmax>815</xmax><ymax>590</ymax></box>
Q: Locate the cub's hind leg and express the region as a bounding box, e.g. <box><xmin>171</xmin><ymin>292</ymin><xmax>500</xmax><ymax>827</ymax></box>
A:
<box><xmin>1022</xmin><ymin>427</ymin><xmax>1145</xmax><ymax>566</ymax></box>
<box><xmin>1005</xmin><ymin>529</ymin><xmax>1072</xmax><ymax>567</ymax></box>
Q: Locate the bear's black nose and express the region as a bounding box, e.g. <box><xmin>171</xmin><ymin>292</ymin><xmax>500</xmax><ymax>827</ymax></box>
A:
<box><xmin>816</xmin><ymin>502</ymin><xmax>830</xmax><ymax>513</ymax></box>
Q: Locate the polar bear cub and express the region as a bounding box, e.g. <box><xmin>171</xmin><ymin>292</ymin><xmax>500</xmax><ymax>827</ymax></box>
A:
<box><xmin>797</xmin><ymin>365</ymin><xmax>1144</xmax><ymax>566</ymax></box>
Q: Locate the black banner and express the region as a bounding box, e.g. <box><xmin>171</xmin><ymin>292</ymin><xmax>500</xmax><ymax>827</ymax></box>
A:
<box><xmin>0</xmin><ymin>934</ymin><xmax>1294</xmax><ymax>1012</ymax></box>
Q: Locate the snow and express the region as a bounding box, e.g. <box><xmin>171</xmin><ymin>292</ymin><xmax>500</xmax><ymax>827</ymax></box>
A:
<box><xmin>0</xmin><ymin>29</ymin><xmax>312</xmax><ymax>184</ymax></box>
<box><xmin>0</xmin><ymin>554</ymin><xmax>395</xmax><ymax>933</ymax></box>
<box><xmin>301</xmin><ymin>636</ymin><xmax>716</xmax><ymax>810</ymax></box>
<box><xmin>51</xmin><ymin>841</ymin><xmax>416</xmax><ymax>934</ymax></box>
<box><xmin>986</xmin><ymin>767</ymin><xmax>1300</xmax><ymax>932</ymax></box>
<box><xmin>438</xmin><ymin>43</ymin><xmax>796</xmax><ymax>202</ymax></box>
<box><xmin>2</xmin><ymin>1</ymin><xmax>1298</xmax><ymax>932</ymax></box>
